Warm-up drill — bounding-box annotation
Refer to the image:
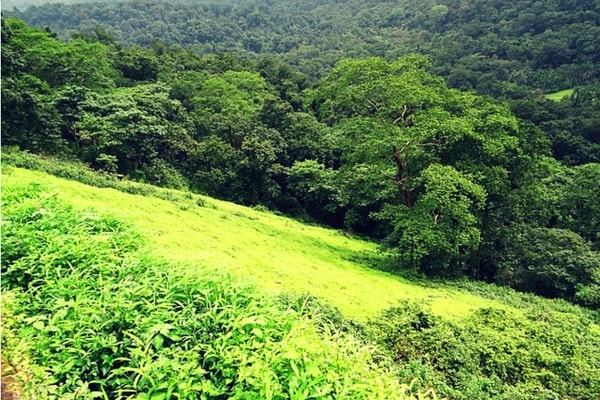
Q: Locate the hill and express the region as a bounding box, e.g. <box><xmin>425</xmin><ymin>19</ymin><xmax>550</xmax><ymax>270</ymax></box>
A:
<box><xmin>5</xmin><ymin>0</ymin><xmax>600</xmax><ymax>166</ymax></box>
<box><xmin>6</xmin><ymin>0</ymin><xmax>600</xmax><ymax>96</ymax></box>
<box><xmin>4</xmin><ymin>166</ymin><xmax>506</xmax><ymax>320</ymax></box>
<box><xmin>3</xmin><ymin>17</ymin><xmax>600</xmax><ymax>304</ymax></box>
<box><xmin>2</xmin><ymin>160</ymin><xmax>600</xmax><ymax>399</ymax></box>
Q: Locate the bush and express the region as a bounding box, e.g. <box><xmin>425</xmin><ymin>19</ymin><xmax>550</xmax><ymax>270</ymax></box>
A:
<box><xmin>497</xmin><ymin>226</ymin><xmax>600</xmax><ymax>307</ymax></box>
<box><xmin>369</xmin><ymin>301</ymin><xmax>600</xmax><ymax>400</ymax></box>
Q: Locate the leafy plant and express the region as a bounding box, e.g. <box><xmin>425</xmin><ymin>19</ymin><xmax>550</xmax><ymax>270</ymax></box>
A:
<box><xmin>369</xmin><ymin>301</ymin><xmax>600</xmax><ymax>400</ymax></box>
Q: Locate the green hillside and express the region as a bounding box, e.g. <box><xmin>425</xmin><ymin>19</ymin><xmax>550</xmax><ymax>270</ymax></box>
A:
<box><xmin>2</xmin><ymin>166</ymin><xmax>427</xmax><ymax>399</ymax></box>
<box><xmin>2</xmin><ymin>5</ymin><xmax>600</xmax><ymax>397</ymax></box>
<box><xmin>3</xmin><ymin>163</ymin><xmax>600</xmax><ymax>399</ymax></box>
<box><xmin>3</xmin><ymin>167</ymin><xmax>504</xmax><ymax>320</ymax></box>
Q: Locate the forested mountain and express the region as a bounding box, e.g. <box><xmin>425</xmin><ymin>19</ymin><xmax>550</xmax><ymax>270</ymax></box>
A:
<box><xmin>6</xmin><ymin>0</ymin><xmax>600</xmax><ymax>93</ymax></box>
<box><xmin>6</xmin><ymin>0</ymin><xmax>600</xmax><ymax>164</ymax></box>
<box><xmin>2</xmin><ymin>6</ymin><xmax>600</xmax><ymax>396</ymax></box>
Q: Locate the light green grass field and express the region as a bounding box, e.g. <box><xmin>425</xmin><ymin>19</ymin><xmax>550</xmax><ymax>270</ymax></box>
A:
<box><xmin>545</xmin><ymin>88</ymin><xmax>574</xmax><ymax>101</ymax></box>
<box><xmin>0</xmin><ymin>168</ymin><xmax>540</xmax><ymax>321</ymax></box>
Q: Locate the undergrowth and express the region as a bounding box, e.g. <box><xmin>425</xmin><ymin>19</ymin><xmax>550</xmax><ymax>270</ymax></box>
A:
<box><xmin>1</xmin><ymin>147</ymin><xmax>204</xmax><ymax>209</ymax></box>
<box><xmin>0</xmin><ymin>177</ymin><xmax>433</xmax><ymax>399</ymax></box>
<box><xmin>368</xmin><ymin>301</ymin><xmax>600</xmax><ymax>400</ymax></box>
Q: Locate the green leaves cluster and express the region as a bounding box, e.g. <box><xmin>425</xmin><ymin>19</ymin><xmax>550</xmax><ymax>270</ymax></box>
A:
<box><xmin>369</xmin><ymin>301</ymin><xmax>600</xmax><ymax>400</ymax></box>
<box><xmin>306</xmin><ymin>56</ymin><xmax>600</xmax><ymax>307</ymax></box>
<box><xmin>8</xmin><ymin>0</ymin><xmax>600</xmax><ymax>165</ymax></box>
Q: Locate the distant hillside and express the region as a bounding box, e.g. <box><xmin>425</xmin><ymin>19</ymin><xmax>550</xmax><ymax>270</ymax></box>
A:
<box><xmin>1</xmin><ymin>0</ymin><xmax>115</xmax><ymax>11</ymax></box>
<box><xmin>6</xmin><ymin>0</ymin><xmax>600</xmax><ymax>96</ymax></box>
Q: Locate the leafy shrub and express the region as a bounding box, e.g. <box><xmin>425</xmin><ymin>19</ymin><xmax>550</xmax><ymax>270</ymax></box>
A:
<box><xmin>277</xmin><ymin>293</ymin><xmax>364</xmax><ymax>335</ymax></box>
<box><xmin>497</xmin><ymin>226</ymin><xmax>600</xmax><ymax>308</ymax></box>
<box><xmin>369</xmin><ymin>301</ymin><xmax>600</xmax><ymax>400</ymax></box>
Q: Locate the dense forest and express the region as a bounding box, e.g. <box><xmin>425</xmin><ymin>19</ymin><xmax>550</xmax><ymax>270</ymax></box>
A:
<box><xmin>5</xmin><ymin>0</ymin><xmax>600</xmax><ymax>92</ymax></box>
<box><xmin>2</xmin><ymin>0</ymin><xmax>600</xmax><ymax>301</ymax></box>
<box><xmin>2</xmin><ymin>2</ymin><xmax>600</xmax><ymax>397</ymax></box>
<box><xmin>5</xmin><ymin>0</ymin><xmax>600</xmax><ymax>164</ymax></box>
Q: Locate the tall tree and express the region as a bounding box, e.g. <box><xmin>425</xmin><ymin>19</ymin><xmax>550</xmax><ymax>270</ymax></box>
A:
<box><xmin>310</xmin><ymin>55</ymin><xmax>548</xmax><ymax>276</ymax></box>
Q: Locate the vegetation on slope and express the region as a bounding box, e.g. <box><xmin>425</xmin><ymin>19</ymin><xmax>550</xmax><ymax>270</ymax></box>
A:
<box><xmin>2</xmin><ymin>17</ymin><xmax>599</xmax><ymax>308</ymax></box>
<box><xmin>7</xmin><ymin>0</ymin><xmax>600</xmax><ymax>95</ymax></box>
<box><xmin>3</xmin><ymin>2</ymin><xmax>600</xmax><ymax>397</ymax></box>
<box><xmin>2</xmin><ymin>165</ymin><xmax>599</xmax><ymax>399</ymax></box>
<box><xmin>6</xmin><ymin>0</ymin><xmax>600</xmax><ymax>166</ymax></box>
<box><xmin>1</xmin><ymin>155</ymin><xmax>505</xmax><ymax>320</ymax></box>
<box><xmin>1</xmin><ymin>168</ymin><xmax>428</xmax><ymax>399</ymax></box>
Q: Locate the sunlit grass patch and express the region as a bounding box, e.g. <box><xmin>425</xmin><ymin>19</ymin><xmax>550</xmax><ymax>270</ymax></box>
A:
<box><xmin>3</xmin><ymin>168</ymin><xmax>506</xmax><ymax>321</ymax></box>
<box><xmin>545</xmin><ymin>88</ymin><xmax>574</xmax><ymax>101</ymax></box>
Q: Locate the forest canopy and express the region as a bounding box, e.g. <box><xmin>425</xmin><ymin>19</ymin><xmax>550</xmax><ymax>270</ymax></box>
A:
<box><xmin>5</xmin><ymin>0</ymin><xmax>600</xmax><ymax>165</ymax></box>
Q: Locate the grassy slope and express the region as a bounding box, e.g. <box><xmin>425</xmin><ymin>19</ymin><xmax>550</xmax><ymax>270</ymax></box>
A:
<box><xmin>545</xmin><ymin>88</ymin><xmax>574</xmax><ymax>101</ymax></box>
<box><xmin>0</xmin><ymin>168</ymin><xmax>574</xmax><ymax>322</ymax></box>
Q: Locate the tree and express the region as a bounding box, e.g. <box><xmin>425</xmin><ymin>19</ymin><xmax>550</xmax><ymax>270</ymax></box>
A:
<box><xmin>549</xmin><ymin>163</ymin><xmax>600</xmax><ymax>243</ymax></box>
<box><xmin>497</xmin><ymin>226</ymin><xmax>600</xmax><ymax>303</ymax></box>
<box><xmin>1</xmin><ymin>18</ymin><xmax>118</xmax><ymax>154</ymax></box>
<box><xmin>287</xmin><ymin>160</ymin><xmax>342</xmax><ymax>224</ymax></box>
<box><xmin>114</xmin><ymin>45</ymin><xmax>160</xmax><ymax>83</ymax></box>
<box><xmin>375</xmin><ymin>164</ymin><xmax>485</xmax><ymax>275</ymax></box>
<box><xmin>310</xmin><ymin>55</ymin><xmax>547</xmax><ymax>276</ymax></box>
<box><xmin>190</xmin><ymin>70</ymin><xmax>268</xmax><ymax>138</ymax></box>
<box><xmin>75</xmin><ymin>84</ymin><xmax>193</xmax><ymax>187</ymax></box>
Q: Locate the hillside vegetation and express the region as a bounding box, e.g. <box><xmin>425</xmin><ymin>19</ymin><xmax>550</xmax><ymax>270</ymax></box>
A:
<box><xmin>7</xmin><ymin>0</ymin><xmax>600</xmax><ymax>93</ymax></box>
<box><xmin>5</xmin><ymin>0</ymin><xmax>600</xmax><ymax>165</ymax></box>
<box><xmin>2</xmin><ymin>5</ymin><xmax>600</xmax><ymax>396</ymax></box>
<box><xmin>2</xmin><ymin>17</ymin><xmax>600</xmax><ymax>307</ymax></box>
<box><xmin>1</xmin><ymin>167</ymin><xmax>423</xmax><ymax>399</ymax></box>
<box><xmin>2</xmin><ymin>162</ymin><xmax>600</xmax><ymax>399</ymax></box>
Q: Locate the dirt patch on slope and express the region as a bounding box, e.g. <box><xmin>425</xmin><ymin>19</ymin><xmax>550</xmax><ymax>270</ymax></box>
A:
<box><xmin>1</xmin><ymin>358</ymin><xmax>20</xmax><ymax>400</ymax></box>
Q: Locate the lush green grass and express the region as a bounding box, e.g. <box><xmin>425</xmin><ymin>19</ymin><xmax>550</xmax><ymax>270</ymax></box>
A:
<box><xmin>545</xmin><ymin>88</ymin><xmax>574</xmax><ymax>101</ymax></box>
<box><xmin>1</xmin><ymin>171</ymin><xmax>432</xmax><ymax>399</ymax></box>
<box><xmin>3</xmin><ymin>161</ymin><xmax>599</xmax><ymax>399</ymax></box>
<box><xmin>2</xmin><ymin>167</ymin><xmax>507</xmax><ymax>321</ymax></box>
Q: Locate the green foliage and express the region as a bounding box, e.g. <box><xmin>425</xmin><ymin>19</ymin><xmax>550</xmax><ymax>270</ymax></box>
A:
<box><xmin>369</xmin><ymin>301</ymin><xmax>600</xmax><ymax>400</ymax></box>
<box><xmin>1</xmin><ymin>18</ymin><xmax>116</xmax><ymax>89</ymax></box>
<box><xmin>9</xmin><ymin>0</ymin><xmax>600</xmax><ymax>95</ymax></box>
<box><xmin>2</xmin><ymin>14</ymin><xmax>599</xmax><ymax>310</ymax></box>
<box><xmin>287</xmin><ymin>160</ymin><xmax>341</xmax><ymax>224</ymax></box>
<box><xmin>191</xmin><ymin>71</ymin><xmax>269</xmax><ymax>134</ymax></box>
<box><xmin>75</xmin><ymin>83</ymin><xmax>193</xmax><ymax>186</ymax></box>
<box><xmin>552</xmin><ymin>163</ymin><xmax>600</xmax><ymax>242</ymax></box>
<box><xmin>1</xmin><ymin>175</ymin><xmax>430</xmax><ymax>399</ymax></box>
<box><xmin>0</xmin><ymin>17</ymin><xmax>117</xmax><ymax>155</ymax></box>
<box><xmin>6</xmin><ymin>165</ymin><xmax>600</xmax><ymax>400</ymax></box>
<box><xmin>9</xmin><ymin>0</ymin><xmax>599</xmax><ymax>166</ymax></box>
<box><xmin>376</xmin><ymin>165</ymin><xmax>485</xmax><ymax>275</ymax></box>
<box><xmin>310</xmin><ymin>56</ymin><xmax>546</xmax><ymax>279</ymax></box>
<box><xmin>114</xmin><ymin>45</ymin><xmax>160</xmax><ymax>84</ymax></box>
<box><xmin>497</xmin><ymin>226</ymin><xmax>600</xmax><ymax>307</ymax></box>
